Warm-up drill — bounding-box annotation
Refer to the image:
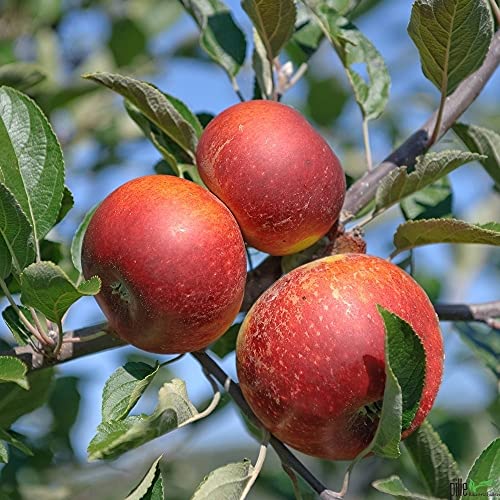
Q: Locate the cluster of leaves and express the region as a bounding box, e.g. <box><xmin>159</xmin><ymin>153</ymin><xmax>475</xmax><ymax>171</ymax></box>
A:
<box><xmin>0</xmin><ymin>0</ymin><xmax>499</xmax><ymax>498</ymax></box>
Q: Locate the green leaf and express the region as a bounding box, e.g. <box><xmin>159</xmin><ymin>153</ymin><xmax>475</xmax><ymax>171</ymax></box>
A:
<box><xmin>2</xmin><ymin>305</ymin><xmax>33</xmax><ymax>346</ymax></box>
<box><xmin>109</xmin><ymin>18</ymin><xmax>147</xmax><ymax>68</ymax></box>
<box><xmin>362</xmin><ymin>307</ymin><xmax>426</xmax><ymax>459</ymax></box>
<box><xmin>242</xmin><ymin>0</ymin><xmax>297</xmax><ymax>59</ymax></box>
<box><xmin>88</xmin><ymin>379</ymin><xmax>198</xmax><ymax>461</ymax></box>
<box><xmin>20</xmin><ymin>261</ymin><xmax>101</xmax><ymax>323</ymax></box>
<box><xmin>375</xmin><ymin>151</ymin><xmax>480</xmax><ymax>213</ymax></box>
<box><xmin>0</xmin><ymin>86</ymin><xmax>65</xmax><ymax>242</ymax></box>
<box><xmin>454</xmin><ymin>123</ymin><xmax>500</xmax><ymax>190</ymax></box>
<box><xmin>83</xmin><ymin>73</ymin><xmax>200</xmax><ymax>159</ymax></box>
<box><xmin>0</xmin><ymin>441</ymin><xmax>7</xmax><ymax>463</ymax></box>
<box><xmin>125</xmin><ymin>455</ymin><xmax>164</xmax><ymax>500</ymax></box>
<box><xmin>191</xmin><ymin>460</ymin><xmax>254</xmax><ymax>499</ymax></box>
<box><xmin>124</xmin><ymin>99</ymin><xmax>195</xmax><ymax>177</ymax></box>
<box><xmin>0</xmin><ymin>182</ymin><xmax>35</xmax><ymax>278</ymax></box>
<box><xmin>372</xmin><ymin>475</ymin><xmax>436</xmax><ymax>499</ymax></box>
<box><xmin>179</xmin><ymin>0</ymin><xmax>247</xmax><ymax>79</ymax></box>
<box><xmin>465</xmin><ymin>438</ymin><xmax>500</xmax><ymax>497</ymax></box>
<box><xmin>210</xmin><ymin>323</ymin><xmax>241</xmax><ymax>359</ymax></box>
<box><xmin>252</xmin><ymin>29</ymin><xmax>274</xmax><ymax>99</ymax></box>
<box><xmin>0</xmin><ymin>428</ymin><xmax>33</xmax><ymax>459</ymax></box>
<box><xmin>454</xmin><ymin>323</ymin><xmax>499</xmax><ymax>380</ymax></box>
<box><xmin>287</xmin><ymin>14</ymin><xmax>324</xmax><ymax>65</ymax></box>
<box><xmin>0</xmin><ymin>357</ymin><xmax>28</xmax><ymax>390</ymax></box>
<box><xmin>56</xmin><ymin>186</ymin><xmax>74</xmax><ymax>225</ymax></box>
<box><xmin>381</xmin><ymin>310</ymin><xmax>426</xmax><ymax>431</ymax></box>
<box><xmin>305</xmin><ymin>5</ymin><xmax>390</xmax><ymax>120</ymax></box>
<box><xmin>71</xmin><ymin>204</ymin><xmax>98</xmax><ymax>273</ymax></box>
<box><xmin>408</xmin><ymin>0</ymin><xmax>493</xmax><ymax>95</ymax></box>
<box><xmin>0</xmin><ymin>62</ymin><xmax>47</xmax><ymax>91</ymax></box>
<box><xmin>392</xmin><ymin>219</ymin><xmax>500</xmax><ymax>256</ymax></box>
<box><xmin>0</xmin><ymin>368</ymin><xmax>54</xmax><ymax>428</ymax></box>
<box><xmin>400</xmin><ymin>177</ymin><xmax>453</xmax><ymax>221</ymax></box>
<box><xmin>102</xmin><ymin>361</ymin><xmax>160</xmax><ymax>422</ymax></box>
<box><xmin>405</xmin><ymin>420</ymin><xmax>461</xmax><ymax>498</ymax></box>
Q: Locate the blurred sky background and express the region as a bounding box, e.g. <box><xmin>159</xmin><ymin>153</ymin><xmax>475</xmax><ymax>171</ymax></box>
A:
<box><xmin>1</xmin><ymin>0</ymin><xmax>499</xmax><ymax>497</ymax></box>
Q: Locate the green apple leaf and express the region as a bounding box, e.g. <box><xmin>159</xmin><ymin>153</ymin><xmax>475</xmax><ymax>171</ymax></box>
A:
<box><xmin>454</xmin><ymin>123</ymin><xmax>500</xmax><ymax>190</ymax></box>
<box><xmin>109</xmin><ymin>18</ymin><xmax>147</xmax><ymax>68</ymax></box>
<box><xmin>0</xmin><ymin>368</ymin><xmax>54</xmax><ymax>428</ymax></box>
<box><xmin>465</xmin><ymin>438</ymin><xmax>500</xmax><ymax>498</ymax></box>
<box><xmin>125</xmin><ymin>455</ymin><xmax>164</xmax><ymax>500</ymax></box>
<box><xmin>375</xmin><ymin>151</ymin><xmax>480</xmax><ymax>214</ymax></box>
<box><xmin>0</xmin><ymin>428</ymin><xmax>33</xmax><ymax>461</ymax></box>
<box><xmin>56</xmin><ymin>186</ymin><xmax>74</xmax><ymax>225</ymax></box>
<box><xmin>243</xmin><ymin>0</ymin><xmax>296</xmax><ymax>60</ymax></box>
<box><xmin>20</xmin><ymin>261</ymin><xmax>101</xmax><ymax>323</ymax></box>
<box><xmin>101</xmin><ymin>361</ymin><xmax>160</xmax><ymax>422</ymax></box>
<box><xmin>83</xmin><ymin>73</ymin><xmax>200</xmax><ymax>159</ymax></box>
<box><xmin>372</xmin><ymin>475</ymin><xmax>437</xmax><ymax>499</ymax></box>
<box><xmin>0</xmin><ymin>441</ymin><xmax>6</xmax><ymax>463</ymax></box>
<box><xmin>454</xmin><ymin>323</ymin><xmax>499</xmax><ymax>380</ymax></box>
<box><xmin>287</xmin><ymin>9</ymin><xmax>324</xmax><ymax>65</ymax></box>
<box><xmin>123</xmin><ymin>99</ymin><xmax>204</xmax><ymax>185</ymax></box>
<box><xmin>191</xmin><ymin>460</ymin><xmax>254</xmax><ymax>500</ymax></box>
<box><xmin>2</xmin><ymin>305</ymin><xmax>33</xmax><ymax>346</ymax></box>
<box><xmin>405</xmin><ymin>420</ymin><xmax>461</xmax><ymax>498</ymax></box>
<box><xmin>71</xmin><ymin>204</ymin><xmax>98</xmax><ymax>274</ymax></box>
<box><xmin>210</xmin><ymin>323</ymin><xmax>242</xmax><ymax>359</ymax></box>
<box><xmin>408</xmin><ymin>0</ymin><xmax>493</xmax><ymax>96</ymax></box>
<box><xmin>364</xmin><ymin>307</ymin><xmax>426</xmax><ymax>459</ymax></box>
<box><xmin>0</xmin><ymin>62</ymin><xmax>47</xmax><ymax>91</ymax></box>
<box><xmin>252</xmin><ymin>28</ymin><xmax>274</xmax><ymax>99</ymax></box>
<box><xmin>0</xmin><ymin>357</ymin><xmax>29</xmax><ymax>390</ymax></box>
<box><xmin>305</xmin><ymin>4</ymin><xmax>390</xmax><ymax>120</ymax></box>
<box><xmin>0</xmin><ymin>86</ymin><xmax>65</xmax><ymax>243</ymax></box>
<box><xmin>0</xmin><ymin>182</ymin><xmax>35</xmax><ymax>279</ymax></box>
<box><xmin>88</xmin><ymin>379</ymin><xmax>199</xmax><ymax>461</ymax></box>
<box><xmin>392</xmin><ymin>219</ymin><xmax>500</xmax><ymax>257</ymax></box>
<box><xmin>179</xmin><ymin>0</ymin><xmax>246</xmax><ymax>79</ymax></box>
<box><xmin>400</xmin><ymin>177</ymin><xmax>453</xmax><ymax>221</ymax></box>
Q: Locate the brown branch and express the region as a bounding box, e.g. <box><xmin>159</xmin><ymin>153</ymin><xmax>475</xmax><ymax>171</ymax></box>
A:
<box><xmin>341</xmin><ymin>29</ymin><xmax>500</xmax><ymax>221</ymax></box>
<box><xmin>434</xmin><ymin>301</ymin><xmax>500</xmax><ymax>329</ymax></box>
<box><xmin>1</xmin><ymin>323</ymin><xmax>124</xmax><ymax>370</ymax></box>
<box><xmin>190</xmin><ymin>351</ymin><xmax>338</xmax><ymax>498</ymax></box>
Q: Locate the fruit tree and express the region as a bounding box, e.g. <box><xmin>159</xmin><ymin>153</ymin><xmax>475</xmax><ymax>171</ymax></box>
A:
<box><xmin>0</xmin><ymin>0</ymin><xmax>499</xmax><ymax>499</ymax></box>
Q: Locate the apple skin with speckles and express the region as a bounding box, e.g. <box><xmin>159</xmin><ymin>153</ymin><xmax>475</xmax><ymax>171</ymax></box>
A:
<box><xmin>81</xmin><ymin>175</ymin><xmax>247</xmax><ymax>354</ymax></box>
<box><xmin>236</xmin><ymin>253</ymin><xmax>443</xmax><ymax>461</ymax></box>
<box><xmin>196</xmin><ymin>100</ymin><xmax>346</xmax><ymax>256</ymax></box>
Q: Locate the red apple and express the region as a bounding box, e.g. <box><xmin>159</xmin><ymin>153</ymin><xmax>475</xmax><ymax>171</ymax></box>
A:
<box><xmin>81</xmin><ymin>175</ymin><xmax>247</xmax><ymax>354</ymax></box>
<box><xmin>196</xmin><ymin>100</ymin><xmax>346</xmax><ymax>256</ymax></box>
<box><xmin>236</xmin><ymin>254</ymin><xmax>443</xmax><ymax>460</ymax></box>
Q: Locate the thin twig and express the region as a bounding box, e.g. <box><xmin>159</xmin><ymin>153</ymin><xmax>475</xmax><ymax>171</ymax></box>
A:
<box><xmin>434</xmin><ymin>301</ymin><xmax>500</xmax><ymax>329</ymax></box>
<box><xmin>190</xmin><ymin>351</ymin><xmax>332</xmax><ymax>497</ymax></box>
<box><xmin>342</xmin><ymin>29</ymin><xmax>500</xmax><ymax>221</ymax></box>
<box><xmin>28</xmin><ymin>307</ymin><xmax>53</xmax><ymax>345</ymax></box>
